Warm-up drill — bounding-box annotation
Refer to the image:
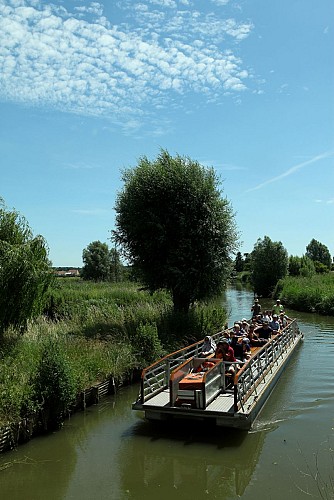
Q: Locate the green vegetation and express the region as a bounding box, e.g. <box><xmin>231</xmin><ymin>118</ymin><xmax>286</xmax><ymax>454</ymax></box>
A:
<box><xmin>306</xmin><ymin>238</ymin><xmax>332</xmax><ymax>270</ymax></box>
<box><xmin>250</xmin><ymin>236</ymin><xmax>288</xmax><ymax>297</ymax></box>
<box><xmin>0</xmin><ymin>201</ymin><xmax>53</xmax><ymax>335</ymax></box>
<box><xmin>113</xmin><ymin>149</ymin><xmax>238</xmax><ymax>312</ymax></box>
<box><xmin>0</xmin><ymin>279</ymin><xmax>227</xmax><ymax>428</ymax></box>
<box><xmin>274</xmin><ymin>273</ymin><xmax>334</xmax><ymax>315</ymax></box>
<box><xmin>81</xmin><ymin>240</ymin><xmax>123</xmax><ymax>282</ymax></box>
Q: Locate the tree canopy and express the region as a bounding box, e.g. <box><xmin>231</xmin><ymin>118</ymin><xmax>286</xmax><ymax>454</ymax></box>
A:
<box><xmin>81</xmin><ymin>240</ymin><xmax>123</xmax><ymax>282</ymax></box>
<box><xmin>251</xmin><ymin>236</ymin><xmax>288</xmax><ymax>297</ymax></box>
<box><xmin>0</xmin><ymin>201</ymin><xmax>53</xmax><ymax>333</ymax></box>
<box><xmin>113</xmin><ymin>150</ymin><xmax>238</xmax><ymax>312</ymax></box>
<box><xmin>305</xmin><ymin>238</ymin><xmax>332</xmax><ymax>270</ymax></box>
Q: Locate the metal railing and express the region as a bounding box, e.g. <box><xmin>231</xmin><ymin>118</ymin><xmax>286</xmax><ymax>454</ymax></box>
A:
<box><xmin>233</xmin><ymin>320</ymin><xmax>302</xmax><ymax>412</ymax></box>
<box><xmin>138</xmin><ymin>330</ymin><xmax>224</xmax><ymax>404</ymax></box>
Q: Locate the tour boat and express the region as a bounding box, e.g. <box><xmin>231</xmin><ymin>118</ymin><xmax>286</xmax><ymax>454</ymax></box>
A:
<box><xmin>132</xmin><ymin>319</ymin><xmax>303</xmax><ymax>430</ymax></box>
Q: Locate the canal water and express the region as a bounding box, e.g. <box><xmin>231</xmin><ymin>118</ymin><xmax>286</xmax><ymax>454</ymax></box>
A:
<box><xmin>1</xmin><ymin>287</ymin><xmax>334</xmax><ymax>500</ymax></box>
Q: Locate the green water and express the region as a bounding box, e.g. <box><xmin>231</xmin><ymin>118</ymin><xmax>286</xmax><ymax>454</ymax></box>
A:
<box><xmin>1</xmin><ymin>287</ymin><xmax>333</xmax><ymax>499</ymax></box>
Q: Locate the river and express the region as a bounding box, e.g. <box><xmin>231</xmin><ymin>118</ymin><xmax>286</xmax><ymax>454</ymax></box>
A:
<box><xmin>1</xmin><ymin>286</ymin><xmax>333</xmax><ymax>500</ymax></box>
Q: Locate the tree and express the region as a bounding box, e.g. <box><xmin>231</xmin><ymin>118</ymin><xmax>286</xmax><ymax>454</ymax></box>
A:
<box><xmin>289</xmin><ymin>255</ymin><xmax>315</xmax><ymax>277</ymax></box>
<box><xmin>251</xmin><ymin>236</ymin><xmax>288</xmax><ymax>297</ymax></box>
<box><xmin>305</xmin><ymin>238</ymin><xmax>332</xmax><ymax>270</ymax></box>
<box><xmin>113</xmin><ymin>150</ymin><xmax>238</xmax><ymax>312</ymax></box>
<box><xmin>234</xmin><ymin>251</ymin><xmax>244</xmax><ymax>272</ymax></box>
<box><xmin>81</xmin><ymin>241</ymin><xmax>123</xmax><ymax>281</ymax></box>
<box><xmin>0</xmin><ymin>202</ymin><xmax>53</xmax><ymax>333</ymax></box>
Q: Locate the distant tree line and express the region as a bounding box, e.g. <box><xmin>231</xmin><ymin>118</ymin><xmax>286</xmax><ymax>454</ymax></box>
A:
<box><xmin>234</xmin><ymin>237</ymin><xmax>333</xmax><ymax>297</ymax></box>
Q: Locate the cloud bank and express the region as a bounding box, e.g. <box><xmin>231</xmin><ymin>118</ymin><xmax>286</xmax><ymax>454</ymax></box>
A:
<box><xmin>0</xmin><ymin>0</ymin><xmax>254</xmax><ymax>128</ymax></box>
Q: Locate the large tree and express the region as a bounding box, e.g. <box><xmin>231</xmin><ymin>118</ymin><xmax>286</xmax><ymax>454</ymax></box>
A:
<box><xmin>81</xmin><ymin>241</ymin><xmax>123</xmax><ymax>281</ymax></box>
<box><xmin>113</xmin><ymin>150</ymin><xmax>238</xmax><ymax>312</ymax></box>
<box><xmin>0</xmin><ymin>201</ymin><xmax>53</xmax><ymax>333</ymax></box>
<box><xmin>305</xmin><ymin>238</ymin><xmax>332</xmax><ymax>270</ymax></box>
<box><xmin>251</xmin><ymin>236</ymin><xmax>288</xmax><ymax>297</ymax></box>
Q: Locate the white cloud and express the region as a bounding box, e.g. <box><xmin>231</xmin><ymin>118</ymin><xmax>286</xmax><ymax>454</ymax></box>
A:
<box><xmin>0</xmin><ymin>0</ymin><xmax>254</xmax><ymax>129</ymax></box>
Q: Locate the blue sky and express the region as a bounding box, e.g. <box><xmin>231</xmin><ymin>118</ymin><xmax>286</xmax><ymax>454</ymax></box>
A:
<box><xmin>1</xmin><ymin>0</ymin><xmax>333</xmax><ymax>267</ymax></box>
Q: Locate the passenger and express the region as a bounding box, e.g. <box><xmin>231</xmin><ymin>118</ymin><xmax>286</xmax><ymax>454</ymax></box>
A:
<box><xmin>241</xmin><ymin>318</ymin><xmax>250</xmax><ymax>333</ymax></box>
<box><xmin>221</xmin><ymin>331</ymin><xmax>231</xmax><ymax>343</ymax></box>
<box><xmin>241</xmin><ymin>338</ymin><xmax>251</xmax><ymax>361</ymax></box>
<box><xmin>269</xmin><ymin>314</ymin><xmax>281</xmax><ymax>333</ymax></box>
<box><xmin>272</xmin><ymin>299</ymin><xmax>284</xmax><ymax>316</ymax></box>
<box><xmin>217</xmin><ymin>339</ymin><xmax>239</xmax><ymax>381</ymax></box>
<box><xmin>251</xmin><ymin>298</ymin><xmax>261</xmax><ymax>318</ymax></box>
<box><xmin>279</xmin><ymin>311</ymin><xmax>291</xmax><ymax>329</ymax></box>
<box><xmin>247</xmin><ymin>325</ymin><xmax>267</xmax><ymax>347</ymax></box>
<box><xmin>262</xmin><ymin>310</ymin><xmax>272</xmax><ymax>322</ymax></box>
<box><xmin>231</xmin><ymin>322</ymin><xmax>243</xmax><ymax>337</ymax></box>
<box><xmin>254</xmin><ymin>320</ymin><xmax>273</xmax><ymax>341</ymax></box>
<box><xmin>199</xmin><ymin>335</ymin><xmax>216</xmax><ymax>358</ymax></box>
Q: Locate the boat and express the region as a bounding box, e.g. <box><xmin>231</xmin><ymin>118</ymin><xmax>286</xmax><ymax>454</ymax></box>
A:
<box><xmin>132</xmin><ymin>319</ymin><xmax>303</xmax><ymax>430</ymax></box>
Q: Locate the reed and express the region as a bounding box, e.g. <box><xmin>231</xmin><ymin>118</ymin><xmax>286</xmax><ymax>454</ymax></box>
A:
<box><xmin>0</xmin><ymin>279</ymin><xmax>227</xmax><ymax>428</ymax></box>
<box><xmin>275</xmin><ymin>274</ymin><xmax>334</xmax><ymax>315</ymax></box>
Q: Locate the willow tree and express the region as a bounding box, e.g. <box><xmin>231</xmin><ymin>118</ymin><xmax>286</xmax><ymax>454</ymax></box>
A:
<box><xmin>113</xmin><ymin>150</ymin><xmax>238</xmax><ymax>312</ymax></box>
<box><xmin>0</xmin><ymin>201</ymin><xmax>53</xmax><ymax>333</ymax></box>
<box><xmin>251</xmin><ymin>236</ymin><xmax>288</xmax><ymax>297</ymax></box>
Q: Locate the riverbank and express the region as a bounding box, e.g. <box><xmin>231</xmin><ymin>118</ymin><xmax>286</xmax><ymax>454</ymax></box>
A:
<box><xmin>0</xmin><ymin>279</ymin><xmax>227</xmax><ymax>451</ymax></box>
<box><xmin>275</xmin><ymin>273</ymin><xmax>334</xmax><ymax>315</ymax></box>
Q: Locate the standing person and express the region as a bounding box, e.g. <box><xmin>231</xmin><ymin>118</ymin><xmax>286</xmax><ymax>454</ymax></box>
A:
<box><xmin>251</xmin><ymin>298</ymin><xmax>261</xmax><ymax>318</ymax></box>
<box><xmin>272</xmin><ymin>299</ymin><xmax>284</xmax><ymax>316</ymax></box>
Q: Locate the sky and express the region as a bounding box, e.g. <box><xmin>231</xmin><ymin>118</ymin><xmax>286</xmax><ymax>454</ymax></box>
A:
<box><xmin>1</xmin><ymin>0</ymin><xmax>333</xmax><ymax>267</ymax></box>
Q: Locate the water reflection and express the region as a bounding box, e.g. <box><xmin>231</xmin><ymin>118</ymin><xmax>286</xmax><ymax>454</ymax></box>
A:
<box><xmin>119</xmin><ymin>419</ymin><xmax>265</xmax><ymax>500</ymax></box>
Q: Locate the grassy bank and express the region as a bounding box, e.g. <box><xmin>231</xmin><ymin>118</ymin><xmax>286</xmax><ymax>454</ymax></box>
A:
<box><xmin>0</xmin><ymin>280</ymin><xmax>227</xmax><ymax>429</ymax></box>
<box><xmin>275</xmin><ymin>274</ymin><xmax>334</xmax><ymax>315</ymax></box>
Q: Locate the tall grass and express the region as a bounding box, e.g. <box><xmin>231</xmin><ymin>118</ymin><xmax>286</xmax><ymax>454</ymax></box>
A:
<box><xmin>275</xmin><ymin>274</ymin><xmax>334</xmax><ymax>315</ymax></box>
<box><xmin>0</xmin><ymin>279</ymin><xmax>228</xmax><ymax>428</ymax></box>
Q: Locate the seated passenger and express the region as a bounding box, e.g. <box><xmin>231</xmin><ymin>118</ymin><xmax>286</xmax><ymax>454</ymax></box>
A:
<box><xmin>262</xmin><ymin>310</ymin><xmax>272</xmax><ymax>322</ymax></box>
<box><xmin>279</xmin><ymin>311</ymin><xmax>292</xmax><ymax>329</ymax></box>
<box><xmin>247</xmin><ymin>326</ymin><xmax>267</xmax><ymax>347</ymax></box>
<box><xmin>216</xmin><ymin>339</ymin><xmax>239</xmax><ymax>381</ymax></box>
<box><xmin>254</xmin><ymin>320</ymin><xmax>273</xmax><ymax>341</ymax></box>
<box><xmin>269</xmin><ymin>314</ymin><xmax>281</xmax><ymax>333</ymax></box>
<box><xmin>241</xmin><ymin>318</ymin><xmax>250</xmax><ymax>333</ymax></box>
<box><xmin>199</xmin><ymin>335</ymin><xmax>216</xmax><ymax>358</ymax></box>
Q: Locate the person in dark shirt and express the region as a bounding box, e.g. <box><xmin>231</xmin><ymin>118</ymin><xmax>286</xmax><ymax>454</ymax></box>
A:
<box><xmin>254</xmin><ymin>321</ymin><xmax>273</xmax><ymax>341</ymax></box>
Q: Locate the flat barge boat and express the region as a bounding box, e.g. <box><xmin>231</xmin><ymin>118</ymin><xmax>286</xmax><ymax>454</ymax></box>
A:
<box><xmin>132</xmin><ymin>319</ymin><xmax>303</xmax><ymax>430</ymax></box>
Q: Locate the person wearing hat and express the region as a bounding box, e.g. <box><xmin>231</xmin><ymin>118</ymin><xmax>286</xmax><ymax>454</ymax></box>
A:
<box><xmin>269</xmin><ymin>314</ymin><xmax>280</xmax><ymax>333</ymax></box>
<box><xmin>251</xmin><ymin>298</ymin><xmax>261</xmax><ymax>318</ymax></box>
<box><xmin>272</xmin><ymin>299</ymin><xmax>284</xmax><ymax>316</ymax></box>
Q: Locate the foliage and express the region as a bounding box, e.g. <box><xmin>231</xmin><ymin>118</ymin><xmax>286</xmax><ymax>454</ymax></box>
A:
<box><xmin>234</xmin><ymin>251</ymin><xmax>244</xmax><ymax>272</ymax></box>
<box><xmin>289</xmin><ymin>255</ymin><xmax>315</xmax><ymax>277</ymax></box>
<box><xmin>81</xmin><ymin>240</ymin><xmax>123</xmax><ymax>282</ymax></box>
<box><xmin>306</xmin><ymin>238</ymin><xmax>332</xmax><ymax>269</ymax></box>
<box><xmin>313</xmin><ymin>261</ymin><xmax>330</xmax><ymax>274</ymax></box>
<box><xmin>0</xmin><ymin>203</ymin><xmax>53</xmax><ymax>334</ymax></box>
<box><xmin>250</xmin><ymin>236</ymin><xmax>288</xmax><ymax>297</ymax></box>
<box><xmin>113</xmin><ymin>149</ymin><xmax>238</xmax><ymax>312</ymax></box>
<box><xmin>34</xmin><ymin>338</ymin><xmax>78</xmax><ymax>430</ymax></box>
<box><xmin>0</xmin><ymin>279</ymin><xmax>228</xmax><ymax>426</ymax></box>
<box><xmin>275</xmin><ymin>273</ymin><xmax>334</xmax><ymax>315</ymax></box>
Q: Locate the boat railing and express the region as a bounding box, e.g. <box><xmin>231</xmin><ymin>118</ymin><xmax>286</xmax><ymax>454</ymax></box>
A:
<box><xmin>139</xmin><ymin>330</ymin><xmax>225</xmax><ymax>404</ymax></box>
<box><xmin>233</xmin><ymin>320</ymin><xmax>301</xmax><ymax>412</ymax></box>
